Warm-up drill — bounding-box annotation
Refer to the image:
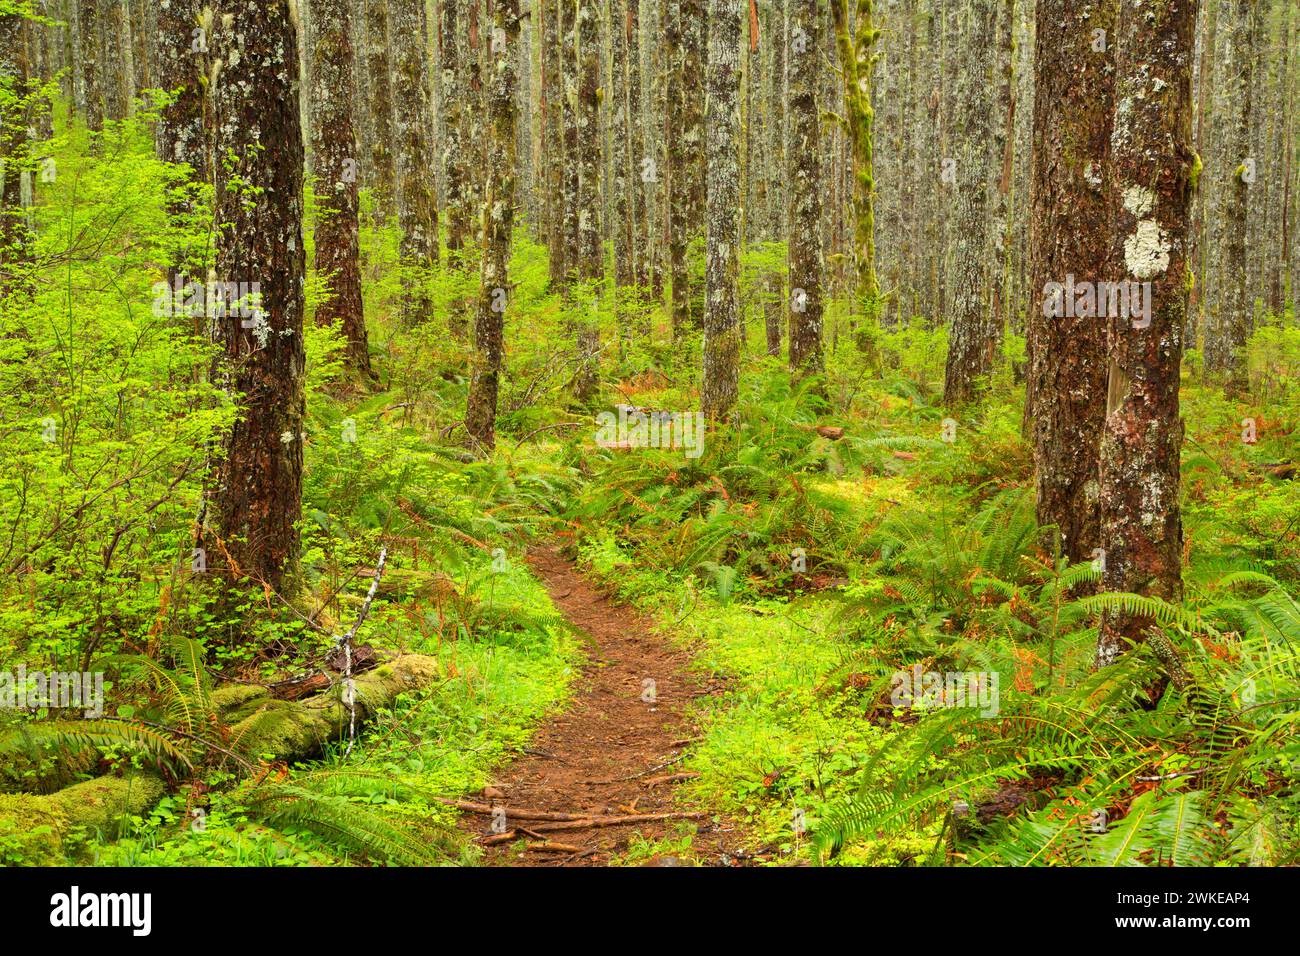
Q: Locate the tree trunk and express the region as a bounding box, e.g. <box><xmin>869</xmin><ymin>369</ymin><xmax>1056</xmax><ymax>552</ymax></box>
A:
<box><xmin>665</xmin><ymin>0</ymin><xmax>689</xmax><ymax>338</ymax></box>
<box><xmin>79</xmin><ymin>0</ymin><xmax>102</xmax><ymax>134</ymax></box>
<box><xmin>830</xmin><ymin>0</ymin><xmax>881</xmax><ymax>317</ymax></box>
<box><xmin>1203</xmin><ymin>0</ymin><xmax>1255</xmax><ymax>393</ymax></box>
<box><xmin>559</xmin><ymin>0</ymin><xmax>580</xmax><ymax>288</ymax></box>
<box><xmin>701</xmin><ymin>0</ymin><xmax>741</xmax><ymax>422</ymax></box>
<box><xmin>465</xmin><ymin>0</ymin><xmax>520</xmax><ymax>452</ymax></box>
<box><xmin>363</xmin><ymin>0</ymin><xmax>398</xmax><ymax>222</ymax></box>
<box><xmin>392</xmin><ymin>0</ymin><xmax>439</xmax><ymax>325</ymax></box>
<box><xmin>612</xmin><ymin>0</ymin><xmax>635</xmax><ymax>293</ymax></box>
<box><xmin>787</xmin><ymin>0</ymin><xmax>824</xmax><ymax>379</ymax></box>
<box><xmin>1026</xmin><ymin>0</ymin><xmax>1116</xmax><ymax>563</ymax></box>
<box><xmin>207</xmin><ymin>0</ymin><xmax>308</xmax><ymax>596</ymax></box>
<box><xmin>308</xmin><ymin>0</ymin><xmax>372</xmax><ymax>377</ymax></box>
<box><xmin>681</xmin><ymin>0</ymin><xmax>706</xmax><ymax>325</ymax></box>
<box><xmin>1095</xmin><ymin>0</ymin><xmax>1196</xmax><ymax>668</ymax></box>
<box><xmin>541</xmin><ymin>0</ymin><xmax>565</xmax><ymax>285</ymax></box>
<box><xmin>103</xmin><ymin>0</ymin><xmax>130</xmax><ymax>121</ymax></box>
<box><xmin>573</xmin><ymin>0</ymin><xmax>602</xmax><ymax>400</ymax></box>
<box><xmin>0</xmin><ymin>12</ymin><xmax>34</xmax><ymax>298</ymax></box>
<box><xmin>942</xmin><ymin>0</ymin><xmax>999</xmax><ymax>408</ymax></box>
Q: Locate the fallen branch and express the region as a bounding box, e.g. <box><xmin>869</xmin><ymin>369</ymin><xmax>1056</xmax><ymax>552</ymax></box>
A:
<box><xmin>338</xmin><ymin>546</ymin><xmax>388</xmax><ymax>758</ymax></box>
<box><xmin>585</xmin><ymin>752</ymin><xmax>687</xmax><ymax>785</ymax></box>
<box><xmin>526</xmin><ymin>841</ymin><xmax>583</xmax><ymax>853</ymax></box>
<box><xmin>644</xmin><ymin>771</ymin><xmax>700</xmax><ymax>787</ymax></box>
<box><xmin>443</xmin><ymin>798</ymin><xmax>705</xmax><ymax>828</ymax></box>
<box><xmin>506</xmin><ymin>812</ymin><xmax>707</xmax><ymax>833</ymax></box>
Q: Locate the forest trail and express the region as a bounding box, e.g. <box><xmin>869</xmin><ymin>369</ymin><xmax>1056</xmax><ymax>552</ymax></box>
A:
<box><xmin>456</xmin><ymin>544</ymin><xmax>738</xmax><ymax>866</ymax></box>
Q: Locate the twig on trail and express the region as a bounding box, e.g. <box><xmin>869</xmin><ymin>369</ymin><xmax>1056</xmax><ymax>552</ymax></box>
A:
<box><xmin>338</xmin><ymin>545</ymin><xmax>387</xmax><ymax>759</ymax></box>
<box><xmin>526</xmin><ymin>841</ymin><xmax>583</xmax><ymax>853</ymax></box>
<box><xmin>480</xmin><ymin>824</ymin><xmax>550</xmax><ymax>846</ymax></box>
<box><xmin>503</xmin><ymin>813</ymin><xmax>706</xmax><ymax>833</ymax></box>
<box><xmin>644</xmin><ymin>771</ymin><xmax>700</xmax><ymax>787</ymax></box>
<box><xmin>522</xmin><ymin>746</ymin><xmax>565</xmax><ymax>761</ymax></box>
<box><xmin>442</xmin><ymin>797</ymin><xmax>705</xmax><ymax>827</ymax></box>
<box><xmin>584</xmin><ymin>752</ymin><xmax>687</xmax><ymax>785</ymax></box>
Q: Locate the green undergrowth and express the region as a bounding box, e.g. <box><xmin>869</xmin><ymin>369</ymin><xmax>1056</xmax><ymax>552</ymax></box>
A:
<box><xmin>564</xmin><ymin>350</ymin><xmax>1300</xmax><ymax>866</ymax></box>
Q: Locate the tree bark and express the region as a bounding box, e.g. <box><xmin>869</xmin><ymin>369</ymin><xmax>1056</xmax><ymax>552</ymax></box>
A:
<box><xmin>1026</xmin><ymin>0</ymin><xmax>1116</xmax><ymax>563</ymax></box>
<box><xmin>573</xmin><ymin>0</ymin><xmax>602</xmax><ymax>400</ymax></box>
<box><xmin>308</xmin><ymin>0</ymin><xmax>372</xmax><ymax>377</ymax></box>
<box><xmin>830</xmin><ymin>0</ymin><xmax>881</xmax><ymax>317</ymax></box>
<box><xmin>79</xmin><ymin>0</ymin><xmax>103</xmax><ymax>134</ymax></box>
<box><xmin>1203</xmin><ymin>0</ymin><xmax>1255</xmax><ymax>393</ymax></box>
<box><xmin>1096</xmin><ymin>0</ymin><xmax>1196</xmax><ymax>668</ymax></box>
<box><xmin>787</xmin><ymin>0</ymin><xmax>824</xmax><ymax>379</ymax></box>
<box><xmin>465</xmin><ymin>0</ymin><xmax>520</xmax><ymax>452</ymax></box>
<box><xmin>392</xmin><ymin>0</ymin><xmax>440</xmax><ymax>325</ymax></box>
<box><xmin>942</xmin><ymin>0</ymin><xmax>1000</xmax><ymax>408</ymax></box>
<box><xmin>363</xmin><ymin>0</ymin><xmax>398</xmax><ymax>221</ymax></box>
<box><xmin>207</xmin><ymin>0</ymin><xmax>308</xmax><ymax>596</ymax></box>
<box><xmin>701</xmin><ymin>0</ymin><xmax>741</xmax><ymax>422</ymax></box>
<box><xmin>0</xmin><ymin>12</ymin><xmax>34</xmax><ymax>298</ymax></box>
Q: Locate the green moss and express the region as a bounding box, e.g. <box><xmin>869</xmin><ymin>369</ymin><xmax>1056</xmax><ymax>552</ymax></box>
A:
<box><xmin>0</xmin><ymin>773</ymin><xmax>165</xmax><ymax>865</ymax></box>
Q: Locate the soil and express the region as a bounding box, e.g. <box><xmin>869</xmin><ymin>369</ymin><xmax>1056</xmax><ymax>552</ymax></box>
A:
<box><xmin>457</xmin><ymin>545</ymin><xmax>742</xmax><ymax>866</ymax></box>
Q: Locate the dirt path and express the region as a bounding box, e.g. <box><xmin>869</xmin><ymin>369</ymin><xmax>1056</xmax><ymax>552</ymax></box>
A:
<box><xmin>456</xmin><ymin>545</ymin><xmax>740</xmax><ymax>866</ymax></box>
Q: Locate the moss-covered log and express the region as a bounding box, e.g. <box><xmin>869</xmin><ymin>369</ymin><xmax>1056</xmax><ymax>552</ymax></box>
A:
<box><xmin>0</xmin><ymin>655</ymin><xmax>440</xmax><ymax>861</ymax></box>
<box><xmin>220</xmin><ymin>654</ymin><xmax>440</xmax><ymax>763</ymax></box>
<box><xmin>0</xmin><ymin>772</ymin><xmax>166</xmax><ymax>865</ymax></box>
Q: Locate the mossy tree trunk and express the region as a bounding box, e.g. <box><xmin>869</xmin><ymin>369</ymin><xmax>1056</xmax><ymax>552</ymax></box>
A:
<box><xmin>363</xmin><ymin>0</ymin><xmax>398</xmax><ymax>222</ymax></box>
<box><xmin>207</xmin><ymin>0</ymin><xmax>307</xmax><ymax>597</ymax></box>
<box><xmin>701</xmin><ymin>0</ymin><xmax>741</xmax><ymax>422</ymax></box>
<box><xmin>786</xmin><ymin>0</ymin><xmax>824</xmax><ymax>380</ymax></box>
<box><xmin>612</xmin><ymin>0</ymin><xmax>636</xmax><ymax>296</ymax></box>
<box><xmin>941</xmin><ymin>0</ymin><xmax>1000</xmax><ymax>408</ymax></box>
<box><xmin>0</xmin><ymin>11</ymin><xmax>34</xmax><ymax>297</ymax></box>
<box><xmin>78</xmin><ymin>0</ymin><xmax>102</xmax><ymax>134</ymax></box>
<box><xmin>465</xmin><ymin>0</ymin><xmax>520</xmax><ymax>452</ymax></box>
<box><xmin>308</xmin><ymin>0</ymin><xmax>372</xmax><ymax>377</ymax></box>
<box><xmin>830</xmin><ymin>0</ymin><xmax>881</xmax><ymax>319</ymax></box>
<box><xmin>1026</xmin><ymin>0</ymin><xmax>1116</xmax><ymax>563</ymax></box>
<box><xmin>392</xmin><ymin>0</ymin><xmax>440</xmax><ymax>326</ymax></box>
<box><xmin>560</xmin><ymin>0</ymin><xmax>580</xmax><ymax>290</ymax></box>
<box><xmin>665</xmin><ymin>0</ymin><xmax>690</xmax><ymax>339</ymax></box>
<box><xmin>1203</xmin><ymin>0</ymin><xmax>1255</xmax><ymax>393</ymax></box>
<box><xmin>541</xmin><ymin>0</ymin><xmax>566</xmax><ymax>286</ymax></box>
<box><xmin>573</xmin><ymin>0</ymin><xmax>603</xmax><ymax>401</ymax></box>
<box><xmin>1096</xmin><ymin>0</ymin><xmax>1195</xmax><ymax>668</ymax></box>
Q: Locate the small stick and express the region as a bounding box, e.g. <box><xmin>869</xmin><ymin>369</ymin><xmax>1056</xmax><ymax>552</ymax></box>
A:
<box><xmin>644</xmin><ymin>771</ymin><xmax>700</xmax><ymax>787</ymax></box>
<box><xmin>512</xmin><ymin>812</ymin><xmax>706</xmax><ymax>833</ymax></box>
<box><xmin>585</xmin><ymin>752</ymin><xmax>687</xmax><ymax>785</ymax></box>
<box><xmin>339</xmin><ymin>546</ymin><xmax>387</xmax><ymax>758</ymax></box>
<box><xmin>526</xmin><ymin>841</ymin><xmax>584</xmax><ymax>853</ymax></box>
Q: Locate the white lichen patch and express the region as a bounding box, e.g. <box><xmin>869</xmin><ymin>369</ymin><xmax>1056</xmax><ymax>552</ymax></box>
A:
<box><xmin>1122</xmin><ymin>184</ymin><xmax>1156</xmax><ymax>217</ymax></box>
<box><xmin>1124</xmin><ymin>219</ymin><xmax>1170</xmax><ymax>279</ymax></box>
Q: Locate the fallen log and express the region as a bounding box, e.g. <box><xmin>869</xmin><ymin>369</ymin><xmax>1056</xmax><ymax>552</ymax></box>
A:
<box><xmin>0</xmin><ymin>771</ymin><xmax>165</xmax><ymax>866</ymax></box>
<box><xmin>0</xmin><ymin>654</ymin><xmax>442</xmax><ymax>862</ymax></box>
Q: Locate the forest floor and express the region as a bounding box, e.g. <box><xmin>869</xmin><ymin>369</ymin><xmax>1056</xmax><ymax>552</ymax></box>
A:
<box><xmin>457</xmin><ymin>543</ymin><xmax>744</xmax><ymax>866</ymax></box>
